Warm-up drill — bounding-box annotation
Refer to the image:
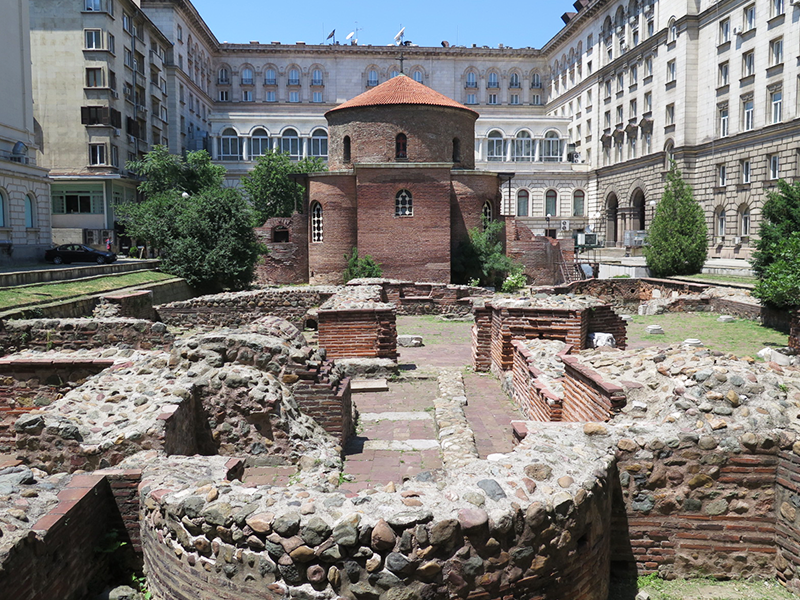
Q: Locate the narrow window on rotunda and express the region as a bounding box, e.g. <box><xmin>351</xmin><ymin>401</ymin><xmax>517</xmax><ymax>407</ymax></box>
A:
<box><xmin>343</xmin><ymin>136</ymin><xmax>351</xmax><ymax>163</ymax></box>
<box><xmin>395</xmin><ymin>133</ymin><xmax>408</xmax><ymax>160</ymax></box>
<box><xmin>395</xmin><ymin>189</ymin><xmax>413</xmax><ymax>216</ymax></box>
<box><xmin>452</xmin><ymin>138</ymin><xmax>461</xmax><ymax>163</ymax></box>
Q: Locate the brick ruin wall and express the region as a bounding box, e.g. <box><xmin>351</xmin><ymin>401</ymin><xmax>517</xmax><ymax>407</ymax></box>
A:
<box><xmin>506</xmin><ymin>219</ymin><xmax>578</xmax><ymax>285</ymax></box>
<box><xmin>559</xmin><ymin>352</ymin><xmax>627</xmax><ymax>422</ymax></box>
<box><xmin>510</xmin><ymin>341</ymin><xmax>563</xmax><ymax>422</ymax></box>
<box><xmin>317</xmin><ymin>308</ymin><xmax>398</xmax><ymax>361</ymax></box>
<box><xmin>254</xmin><ymin>214</ymin><xmax>310</xmax><ymax>286</ymax></box>
<box><xmin>790</xmin><ymin>312</ymin><xmax>799</xmax><ymax>351</ymax></box>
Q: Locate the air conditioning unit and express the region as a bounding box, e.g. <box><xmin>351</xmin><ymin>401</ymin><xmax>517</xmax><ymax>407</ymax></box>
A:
<box><xmin>113</xmin><ymin>128</ymin><xmax>120</xmax><ymax>137</ymax></box>
<box><xmin>560</xmin><ymin>220</ymin><xmax>570</xmax><ymax>231</ymax></box>
<box><xmin>732</xmin><ymin>26</ymin><xmax>742</xmax><ymax>35</ymax></box>
<box><xmin>734</xmin><ymin>236</ymin><xmax>742</xmax><ymax>245</ymax></box>
<box><xmin>128</xmin><ymin>135</ymin><xmax>136</xmax><ymax>143</ymax></box>
<box><xmin>714</xmin><ymin>236</ymin><xmax>725</xmax><ymax>244</ymax></box>
<box><xmin>111</xmin><ymin>90</ymin><xmax>119</xmax><ymax>99</ymax></box>
<box><xmin>790</xmin><ymin>0</ymin><xmax>800</xmax><ymax>6</ymax></box>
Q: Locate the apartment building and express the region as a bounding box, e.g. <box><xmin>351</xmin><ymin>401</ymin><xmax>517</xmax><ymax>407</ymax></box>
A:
<box><xmin>30</xmin><ymin>0</ymin><xmax>171</xmax><ymax>246</ymax></box>
<box><xmin>0</xmin><ymin>0</ymin><xmax>51</xmax><ymax>264</ymax></box>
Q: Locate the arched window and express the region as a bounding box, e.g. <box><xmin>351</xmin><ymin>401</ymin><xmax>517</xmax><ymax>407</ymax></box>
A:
<box><xmin>0</xmin><ymin>190</ymin><xmax>6</xmax><ymax>227</ymax></box>
<box><xmin>715</xmin><ymin>207</ymin><xmax>726</xmax><ymax>238</ymax></box>
<box><xmin>280</xmin><ymin>128</ymin><xmax>300</xmax><ymax>159</ymax></box>
<box><xmin>452</xmin><ymin>138</ymin><xmax>461</xmax><ymax>163</ymax></box>
<box><xmin>240</xmin><ymin>68</ymin><xmax>254</xmax><ymax>85</ymax></box>
<box><xmin>25</xmin><ymin>194</ymin><xmax>35</xmax><ymax>228</ymax></box>
<box><xmin>487</xmin><ymin>72</ymin><xmax>499</xmax><ymax>88</ymax></box>
<box><xmin>367</xmin><ymin>70</ymin><xmax>379</xmax><ymax>86</ymax></box>
<box><xmin>545</xmin><ymin>189</ymin><xmax>558</xmax><ymax>216</ymax></box>
<box><xmin>311</xmin><ymin>69</ymin><xmax>323</xmax><ymax>86</ymax></box>
<box><xmin>265</xmin><ymin>68</ymin><xmax>277</xmax><ymax>85</ymax></box>
<box><xmin>739</xmin><ymin>204</ymin><xmax>751</xmax><ymax>236</ymax></box>
<box><xmin>573</xmin><ymin>190</ymin><xmax>585</xmax><ymax>217</ymax></box>
<box><xmin>390</xmin><ymin>69</ymin><xmax>400</xmax><ymax>78</ymax></box>
<box><xmin>542</xmin><ymin>131</ymin><xmax>562</xmax><ymax>162</ymax></box>
<box><xmin>509</xmin><ymin>73</ymin><xmax>520</xmax><ymax>88</ymax></box>
<box><xmin>273</xmin><ymin>226</ymin><xmax>289</xmax><ymax>243</ymax></box>
<box><xmin>311</xmin><ymin>202</ymin><xmax>323</xmax><ymax>242</ymax></box>
<box><xmin>668</xmin><ymin>17</ymin><xmax>677</xmax><ymax>42</ymax></box>
<box><xmin>218</xmin><ymin>67</ymin><xmax>229</xmax><ymax>84</ymax></box>
<box><xmin>288</xmin><ymin>68</ymin><xmax>300</xmax><ymax>85</ymax></box>
<box><xmin>396</xmin><ymin>189</ymin><xmax>413</xmax><ymax>216</ymax></box>
<box><xmin>343</xmin><ymin>136</ymin><xmax>351</xmax><ymax>163</ymax></box>
<box><xmin>517</xmin><ymin>190</ymin><xmax>529</xmax><ymax>216</ymax></box>
<box><xmin>487</xmin><ymin>130</ymin><xmax>505</xmax><ymax>162</ymax></box>
<box><xmin>531</xmin><ymin>72</ymin><xmax>541</xmax><ymax>88</ymax></box>
<box><xmin>220</xmin><ymin>128</ymin><xmax>241</xmax><ymax>160</ymax></box>
<box><xmin>250</xmin><ymin>128</ymin><xmax>270</xmax><ymax>157</ymax></box>
<box><xmin>664</xmin><ymin>140</ymin><xmax>675</xmax><ymax>169</ymax></box>
<box><xmin>311</xmin><ymin>129</ymin><xmax>328</xmax><ymax>159</ymax></box>
<box><xmin>395</xmin><ymin>133</ymin><xmax>407</xmax><ymax>160</ymax></box>
<box><xmin>483</xmin><ymin>201</ymin><xmax>493</xmax><ymax>225</ymax></box>
<box><xmin>413</xmin><ymin>70</ymin><xmax>423</xmax><ymax>83</ymax></box>
<box><xmin>513</xmin><ymin>131</ymin><xmax>533</xmax><ymax>161</ymax></box>
<box><xmin>465</xmin><ymin>71</ymin><xmax>477</xmax><ymax>88</ymax></box>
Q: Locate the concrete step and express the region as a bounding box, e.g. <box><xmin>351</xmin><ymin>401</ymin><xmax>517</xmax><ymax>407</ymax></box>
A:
<box><xmin>351</xmin><ymin>378</ymin><xmax>389</xmax><ymax>393</ymax></box>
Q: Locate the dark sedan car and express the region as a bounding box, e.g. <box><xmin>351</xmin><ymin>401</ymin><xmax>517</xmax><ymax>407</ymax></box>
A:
<box><xmin>45</xmin><ymin>244</ymin><xmax>117</xmax><ymax>265</ymax></box>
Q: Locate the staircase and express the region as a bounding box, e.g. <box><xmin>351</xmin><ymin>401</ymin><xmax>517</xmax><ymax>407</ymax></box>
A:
<box><xmin>557</xmin><ymin>249</ymin><xmax>580</xmax><ymax>284</ymax></box>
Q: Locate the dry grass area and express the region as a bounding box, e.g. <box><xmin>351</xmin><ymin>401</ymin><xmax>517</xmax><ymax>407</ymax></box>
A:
<box><xmin>608</xmin><ymin>575</ymin><xmax>796</xmax><ymax>600</ymax></box>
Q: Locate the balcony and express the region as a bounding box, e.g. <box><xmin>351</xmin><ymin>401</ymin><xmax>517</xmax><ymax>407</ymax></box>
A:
<box><xmin>287</xmin><ymin>78</ymin><xmax>300</xmax><ymax>86</ymax></box>
<box><xmin>311</xmin><ymin>78</ymin><xmax>324</xmax><ymax>86</ymax></box>
<box><xmin>264</xmin><ymin>78</ymin><xmax>277</xmax><ymax>85</ymax></box>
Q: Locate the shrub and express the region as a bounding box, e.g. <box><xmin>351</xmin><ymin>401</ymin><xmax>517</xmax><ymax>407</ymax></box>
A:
<box><xmin>342</xmin><ymin>248</ymin><xmax>382</xmax><ymax>282</ymax></box>
<box><xmin>453</xmin><ymin>218</ymin><xmax>519</xmax><ymax>288</ymax></box>
<box><xmin>501</xmin><ymin>268</ymin><xmax>527</xmax><ymax>293</ymax></box>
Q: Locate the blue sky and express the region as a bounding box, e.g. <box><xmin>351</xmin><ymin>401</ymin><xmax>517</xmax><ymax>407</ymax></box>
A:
<box><xmin>190</xmin><ymin>0</ymin><xmax>572</xmax><ymax>49</ymax></box>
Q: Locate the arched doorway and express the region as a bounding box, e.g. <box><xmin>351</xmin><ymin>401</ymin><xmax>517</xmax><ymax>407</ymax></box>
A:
<box><xmin>631</xmin><ymin>189</ymin><xmax>646</xmax><ymax>230</ymax></box>
<box><xmin>606</xmin><ymin>194</ymin><xmax>619</xmax><ymax>246</ymax></box>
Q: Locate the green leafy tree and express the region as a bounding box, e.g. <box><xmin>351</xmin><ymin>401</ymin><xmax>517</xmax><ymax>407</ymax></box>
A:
<box><xmin>751</xmin><ymin>179</ymin><xmax>800</xmax><ymax>278</ymax></box>
<box><xmin>452</xmin><ymin>218</ymin><xmax>517</xmax><ymax>288</ymax></box>
<box><xmin>644</xmin><ymin>162</ymin><xmax>708</xmax><ymax>277</ymax></box>
<box><xmin>126</xmin><ymin>146</ymin><xmax>225</xmax><ymax>198</ymax></box>
<box><xmin>752</xmin><ymin>232</ymin><xmax>800</xmax><ymax>309</ymax></box>
<box><xmin>241</xmin><ymin>152</ymin><xmax>326</xmax><ymax>225</ymax></box>
<box><xmin>342</xmin><ymin>248</ymin><xmax>382</xmax><ymax>282</ymax></box>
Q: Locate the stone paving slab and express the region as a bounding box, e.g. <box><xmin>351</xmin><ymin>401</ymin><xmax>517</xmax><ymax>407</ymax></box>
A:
<box><xmin>362</xmin><ymin>440</ymin><xmax>440</xmax><ymax>451</ymax></box>
<box><xmin>462</xmin><ymin>372</ymin><xmax>522</xmax><ymax>458</ymax></box>
<box><xmin>359</xmin><ymin>411</ymin><xmax>433</xmax><ymax>421</ymax></box>
<box><xmin>242</xmin><ymin>465</ymin><xmax>298</xmax><ymax>487</ymax></box>
<box><xmin>350</xmin><ymin>379</ymin><xmax>389</xmax><ymax>393</ymax></box>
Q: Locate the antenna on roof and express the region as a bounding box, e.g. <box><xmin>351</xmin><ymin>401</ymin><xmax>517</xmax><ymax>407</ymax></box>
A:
<box><xmin>326</xmin><ymin>29</ymin><xmax>336</xmax><ymax>44</ymax></box>
<box><xmin>394</xmin><ymin>26</ymin><xmax>405</xmax><ymax>46</ymax></box>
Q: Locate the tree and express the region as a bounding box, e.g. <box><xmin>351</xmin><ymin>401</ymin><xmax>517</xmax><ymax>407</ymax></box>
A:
<box><xmin>644</xmin><ymin>162</ymin><xmax>708</xmax><ymax>277</ymax></box>
<box><xmin>126</xmin><ymin>146</ymin><xmax>225</xmax><ymax>198</ymax></box>
<box><xmin>240</xmin><ymin>152</ymin><xmax>326</xmax><ymax>226</ymax></box>
<box><xmin>342</xmin><ymin>248</ymin><xmax>382</xmax><ymax>282</ymax></box>
<box><xmin>752</xmin><ymin>232</ymin><xmax>800</xmax><ymax>309</ymax></box>
<box><xmin>751</xmin><ymin>179</ymin><xmax>800</xmax><ymax>278</ymax></box>
<box><xmin>452</xmin><ymin>218</ymin><xmax>517</xmax><ymax>288</ymax></box>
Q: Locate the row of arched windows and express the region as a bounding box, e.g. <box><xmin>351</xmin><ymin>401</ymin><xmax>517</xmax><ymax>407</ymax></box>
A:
<box><xmin>218</xmin><ymin>127</ymin><xmax>328</xmax><ymax>161</ymax></box>
<box><xmin>512</xmin><ymin>189</ymin><xmax>586</xmax><ymax>217</ymax></box>
<box><xmin>464</xmin><ymin>70</ymin><xmax>542</xmax><ymax>89</ymax></box>
<box><xmin>0</xmin><ymin>189</ymin><xmax>38</xmax><ymax>228</ymax></box>
<box><xmin>487</xmin><ymin>130</ymin><xmax>564</xmax><ymax>162</ymax></box>
<box><xmin>218</xmin><ymin>65</ymin><xmax>326</xmax><ymax>88</ymax></box>
<box><xmin>714</xmin><ymin>204</ymin><xmax>752</xmax><ymax>238</ymax></box>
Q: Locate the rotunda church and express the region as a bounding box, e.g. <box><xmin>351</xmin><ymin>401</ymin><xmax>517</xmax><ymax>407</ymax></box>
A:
<box><xmin>299</xmin><ymin>74</ymin><xmax>502</xmax><ymax>284</ymax></box>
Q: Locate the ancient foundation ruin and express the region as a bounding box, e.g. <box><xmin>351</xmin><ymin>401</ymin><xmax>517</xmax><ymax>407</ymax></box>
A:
<box><xmin>1</xmin><ymin>279</ymin><xmax>799</xmax><ymax>600</ymax></box>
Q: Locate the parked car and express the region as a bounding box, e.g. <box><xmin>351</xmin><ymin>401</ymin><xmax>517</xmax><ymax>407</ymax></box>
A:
<box><xmin>44</xmin><ymin>244</ymin><xmax>117</xmax><ymax>265</ymax></box>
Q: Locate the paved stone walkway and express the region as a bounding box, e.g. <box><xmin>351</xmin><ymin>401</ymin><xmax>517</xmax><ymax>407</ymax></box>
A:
<box><xmin>463</xmin><ymin>372</ymin><xmax>522</xmax><ymax>457</ymax></box>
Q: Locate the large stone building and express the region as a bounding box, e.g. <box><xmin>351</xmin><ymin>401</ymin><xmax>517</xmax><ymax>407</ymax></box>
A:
<box><xmin>28</xmin><ymin>0</ymin><xmax>800</xmax><ymax>257</ymax></box>
<box><xmin>0</xmin><ymin>0</ymin><xmax>51</xmax><ymax>264</ymax></box>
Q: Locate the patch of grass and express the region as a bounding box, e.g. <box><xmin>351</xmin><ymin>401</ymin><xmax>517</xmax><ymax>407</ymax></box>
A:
<box><xmin>626</xmin><ymin>311</ymin><xmax>787</xmax><ymax>359</ymax></box>
<box><xmin>396</xmin><ymin>315</ymin><xmax>473</xmax><ymax>346</ymax></box>
<box><xmin>0</xmin><ymin>271</ymin><xmax>176</xmax><ymax>310</ymax></box>
<box><xmin>631</xmin><ymin>576</ymin><xmax>795</xmax><ymax>600</ymax></box>
<box><xmin>675</xmin><ymin>273</ymin><xmax>757</xmax><ymax>286</ymax></box>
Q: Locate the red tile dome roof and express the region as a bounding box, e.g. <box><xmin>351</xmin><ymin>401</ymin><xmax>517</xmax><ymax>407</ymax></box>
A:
<box><xmin>326</xmin><ymin>74</ymin><xmax>478</xmax><ymax>116</ymax></box>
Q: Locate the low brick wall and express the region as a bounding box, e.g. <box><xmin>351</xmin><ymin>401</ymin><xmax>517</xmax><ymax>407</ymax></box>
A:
<box><xmin>288</xmin><ymin>362</ymin><xmax>353</xmax><ymax>446</ymax></box>
<box><xmin>0</xmin><ymin>318</ymin><xmax>174</xmax><ymax>356</ymax></box>
<box><xmin>560</xmin><ymin>352</ymin><xmax>627</xmax><ymax>422</ymax></box>
<box><xmin>554</xmin><ymin>278</ymin><xmax>710</xmax><ymax>305</ymax></box>
<box><xmin>157</xmin><ymin>287</ymin><xmax>338</xmax><ymax>330</ymax></box>
<box><xmin>318</xmin><ymin>308</ymin><xmax>398</xmax><ymax>360</ymax></box>
<box><xmin>510</xmin><ymin>341</ymin><xmax>563</xmax><ymax>421</ymax></box>
<box><xmin>777</xmin><ymin>450</ymin><xmax>800</xmax><ymax>592</ymax></box>
<box><xmin>378</xmin><ymin>280</ymin><xmax>480</xmax><ymax>315</ymax></box>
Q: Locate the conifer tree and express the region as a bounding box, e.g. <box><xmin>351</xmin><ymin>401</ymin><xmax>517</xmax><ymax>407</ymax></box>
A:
<box><xmin>644</xmin><ymin>162</ymin><xmax>708</xmax><ymax>277</ymax></box>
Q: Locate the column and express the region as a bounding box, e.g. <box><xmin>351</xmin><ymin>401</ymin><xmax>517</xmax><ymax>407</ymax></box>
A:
<box><xmin>562</xmin><ymin>139</ymin><xmax>569</xmax><ymax>162</ymax></box>
<box><xmin>242</xmin><ymin>137</ymin><xmax>249</xmax><ymax>162</ymax></box>
<box><xmin>211</xmin><ymin>136</ymin><xmax>219</xmax><ymax>160</ymax></box>
<box><xmin>302</xmin><ymin>137</ymin><xmax>309</xmax><ymax>159</ymax></box>
<box><xmin>505</xmin><ymin>138</ymin><xmax>512</xmax><ymax>162</ymax></box>
<box><xmin>534</xmin><ymin>139</ymin><xmax>541</xmax><ymax>162</ymax></box>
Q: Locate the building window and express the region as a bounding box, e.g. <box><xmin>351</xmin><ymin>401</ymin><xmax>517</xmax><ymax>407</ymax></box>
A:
<box><xmin>772</xmin><ymin>0</ymin><xmax>784</xmax><ymax>17</ymax></box>
<box><xmin>466</xmin><ymin>93</ymin><xmax>477</xmax><ymax>105</ymax></box>
<box><xmin>545</xmin><ymin>189</ymin><xmax>557</xmax><ymax>216</ymax></box>
<box><xmin>744</xmin><ymin>4</ymin><xmax>756</xmax><ymax>30</ymax></box>
<box><xmin>716</xmin><ymin>208</ymin><xmax>726</xmax><ymax>237</ymax></box>
<box><xmin>487</xmin><ymin>72</ymin><xmax>499</xmax><ymax>88</ymax></box>
<box><xmin>241</xmin><ymin>68</ymin><xmax>254</xmax><ymax>85</ymax></box>
<box><xmin>531</xmin><ymin>73</ymin><xmax>541</xmax><ymax>88</ymax></box>
<box><xmin>515</xmin><ymin>189</ymin><xmax>529</xmax><ymax>216</ymax></box>
<box><xmin>740</xmin><ymin>205</ymin><xmax>751</xmax><ymax>235</ymax></box>
<box><xmin>719</xmin><ymin>18</ymin><xmax>730</xmax><ymax>43</ymax></box>
<box><xmin>311</xmin><ymin>129</ymin><xmax>328</xmax><ymax>159</ymax></box>
<box><xmin>718</xmin><ymin>62</ymin><xmax>729</xmax><ymax>86</ymax></box>
<box><xmin>312</xmin><ymin>92</ymin><xmax>323</xmax><ymax>103</ymax></box>
<box><xmin>343</xmin><ymin>136</ymin><xmax>351</xmax><ymax>163</ymax></box>
<box><xmin>265</xmin><ymin>69</ymin><xmax>276</xmax><ymax>85</ymax></box>
<box><xmin>219</xmin><ymin>90</ymin><xmax>229</xmax><ymax>102</ymax></box>
<box><xmin>85</xmin><ymin>29</ymin><xmax>103</xmax><ymax>49</ymax></box>
<box><xmin>242</xmin><ymin>90</ymin><xmax>253</xmax><ymax>102</ymax></box>
<box><xmin>218</xmin><ymin>68</ymin><xmax>229</xmax><ymax>84</ymax></box>
<box><xmin>483</xmin><ymin>201</ymin><xmax>493</xmax><ymax>223</ymax></box>
<box><xmin>512</xmin><ymin>131</ymin><xmax>533</xmax><ymax>162</ymax></box>
<box><xmin>452</xmin><ymin>138</ymin><xmax>461</xmax><ymax>163</ymax></box>
<box><xmin>604</xmin><ymin>80</ymin><xmax>612</xmax><ymax>99</ymax></box>
<box><xmin>509</xmin><ymin>73</ymin><xmax>520</xmax><ymax>88</ymax></box>
<box><xmin>108</xmin><ymin>33</ymin><xmax>115</xmax><ymax>54</ymax></box>
<box><xmin>220</xmin><ymin>128</ymin><xmax>240</xmax><ymax>160</ymax></box>
<box><xmin>288</xmin><ymin>91</ymin><xmax>299</xmax><ymax>103</ymax></box>
<box><xmin>122</xmin><ymin>12</ymin><xmax>131</xmax><ymax>33</ymax></box>
<box><xmin>89</xmin><ymin>143</ymin><xmax>106</xmax><ymax>165</ymax></box>
<box><xmin>51</xmin><ymin>190</ymin><xmax>104</xmax><ymax>214</ymax></box>
<box><xmin>487</xmin><ymin>94</ymin><xmax>498</xmax><ymax>105</ymax></box>
<box><xmin>251</xmin><ymin>128</ymin><xmax>270</xmax><ymax>157</ymax></box>
<box><xmin>644</xmin><ymin>56</ymin><xmax>653</xmax><ymax>77</ymax></box>
<box><xmin>742</xmin><ymin>159</ymin><xmax>751</xmax><ymax>184</ymax></box>
<box><xmin>466</xmin><ymin>71</ymin><xmax>477</xmax><ymax>88</ymax></box>
<box><xmin>395</xmin><ymin>133</ymin><xmax>407</xmax><ymax>160</ymax></box>
<box><xmin>367</xmin><ymin>70</ymin><xmax>379</xmax><ymax>87</ymax></box>
<box><xmin>643</xmin><ymin>91</ymin><xmax>652</xmax><ymax>112</ymax></box>
<box><xmin>630</xmin><ymin>99</ymin><xmax>638</xmax><ymax>118</ymax></box>
<box><xmin>666</xmin><ymin>103</ymin><xmax>675</xmax><ymax>125</ymax></box>
<box><xmin>573</xmin><ymin>190</ymin><xmax>585</xmax><ymax>216</ymax></box>
<box><xmin>742</xmin><ymin>51</ymin><xmax>755</xmax><ymax>77</ymax></box>
<box><xmin>630</xmin><ymin>64</ymin><xmax>638</xmax><ymax>85</ymax></box>
<box><xmin>265</xmin><ymin>91</ymin><xmax>276</xmax><ymax>103</ymax></box>
<box><xmin>771</xmin><ymin>90</ymin><xmax>783</xmax><ymax>123</ymax></box>
<box><xmin>280</xmin><ymin>129</ymin><xmax>300</xmax><ymax>159</ymax></box>
<box><xmin>487</xmin><ymin>131</ymin><xmax>505</xmax><ymax>161</ymax></box>
<box><xmin>288</xmin><ymin>68</ymin><xmax>300</xmax><ymax>86</ymax></box>
<box><xmin>395</xmin><ymin>189</ymin><xmax>413</xmax><ymax>216</ymax></box>
<box><xmin>718</xmin><ymin>164</ymin><xmax>727</xmax><ymax>186</ymax></box>
<box><xmin>510</xmin><ymin>94</ymin><xmax>520</xmax><ymax>105</ymax></box>
<box><xmin>311</xmin><ymin>69</ymin><xmax>323</xmax><ymax>86</ymax></box>
<box><xmin>770</xmin><ymin>38</ymin><xmax>783</xmax><ymax>66</ymax></box>
<box><xmin>542</xmin><ymin>131</ymin><xmax>562</xmax><ymax>162</ymax></box>
<box><xmin>719</xmin><ymin>106</ymin><xmax>729</xmax><ymax>136</ymax></box>
<box><xmin>617</xmin><ymin>72</ymin><xmax>624</xmax><ymax>92</ymax></box>
<box><xmin>666</xmin><ymin>60</ymin><xmax>676</xmax><ymax>83</ymax></box>
<box><xmin>86</xmin><ymin>68</ymin><xmax>103</xmax><ymax>87</ymax></box>
<box><xmin>176</xmin><ymin>24</ymin><xmax>182</xmax><ymax>41</ymax></box>
<box><xmin>110</xmin><ymin>145</ymin><xmax>118</xmax><ymax>167</ymax></box>
<box><xmin>770</xmin><ymin>154</ymin><xmax>780</xmax><ymax>179</ymax></box>
<box><xmin>311</xmin><ymin>202</ymin><xmax>323</xmax><ymax>242</ymax></box>
<box><xmin>743</xmin><ymin>98</ymin><xmax>754</xmax><ymax>130</ymax></box>
<box><xmin>24</xmin><ymin>195</ymin><xmax>35</xmax><ymax>228</ymax></box>
<box><xmin>413</xmin><ymin>70</ymin><xmax>423</xmax><ymax>83</ymax></box>
<box><xmin>668</xmin><ymin>18</ymin><xmax>678</xmax><ymax>43</ymax></box>
<box><xmin>531</xmin><ymin>94</ymin><xmax>541</xmax><ymax>105</ymax></box>
<box><xmin>85</xmin><ymin>0</ymin><xmax>101</xmax><ymax>10</ymax></box>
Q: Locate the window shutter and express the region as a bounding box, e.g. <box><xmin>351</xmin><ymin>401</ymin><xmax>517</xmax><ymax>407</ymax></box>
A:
<box><xmin>101</xmin><ymin>106</ymin><xmax>110</xmax><ymax>125</ymax></box>
<box><xmin>52</xmin><ymin>195</ymin><xmax>66</xmax><ymax>214</ymax></box>
<box><xmin>91</xmin><ymin>194</ymin><xmax>104</xmax><ymax>214</ymax></box>
<box><xmin>81</xmin><ymin>106</ymin><xmax>90</xmax><ymax>124</ymax></box>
